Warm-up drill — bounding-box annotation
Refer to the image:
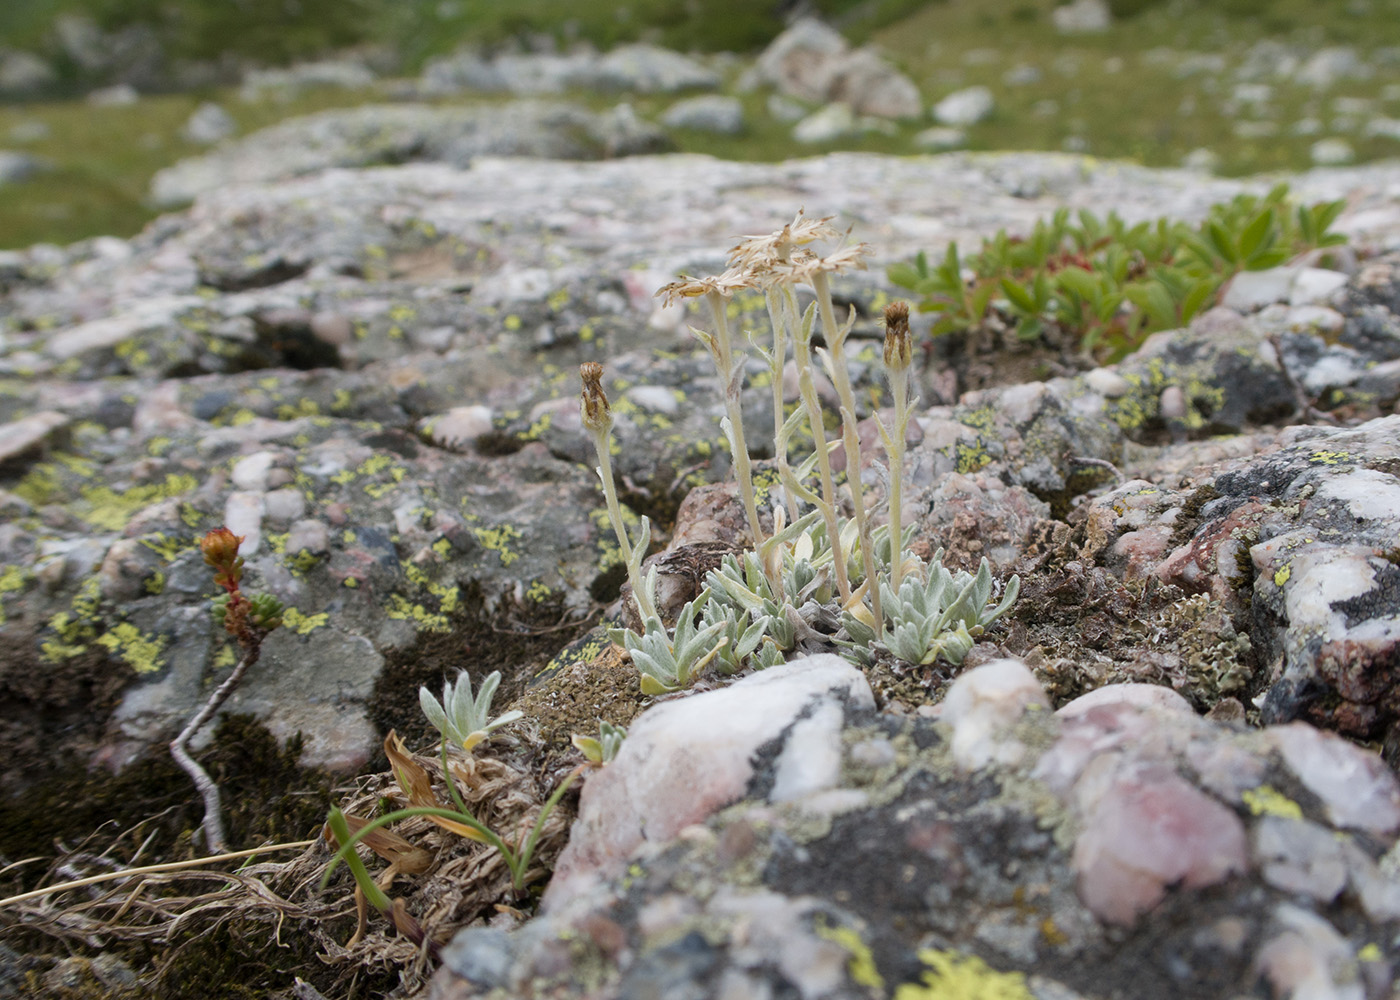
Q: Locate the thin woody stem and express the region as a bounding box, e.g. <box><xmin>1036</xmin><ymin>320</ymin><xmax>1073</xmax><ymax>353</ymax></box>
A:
<box><xmin>812</xmin><ymin>271</ymin><xmax>882</xmax><ymax>634</ymax></box>
<box><xmin>169</xmin><ymin>646</ymin><xmax>262</xmax><ymax>853</ymax></box>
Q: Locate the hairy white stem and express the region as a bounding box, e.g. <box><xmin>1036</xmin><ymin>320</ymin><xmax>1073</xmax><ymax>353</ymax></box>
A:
<box><xmin>705</xmin><ymin>290</ymin><xmax>766</xmax><ymax>551</ymax></box>
<box><xmin>813</xmin><ymin>271</ymin><xmax>882</xmax><ymax>634</ymax></box>
<box><xmin>786</xmin><ymin>285</ymin><xmax>851</xmax><ymax>602</ymax></box>
<box><xmin>764</xmin><ymin>287</ymin><xmax>799</xmax><ymax>523</ymax></box>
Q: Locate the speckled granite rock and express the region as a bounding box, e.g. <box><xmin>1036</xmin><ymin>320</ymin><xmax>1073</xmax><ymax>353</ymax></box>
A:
<box><xmin>429</xmin><ymin>660</ymin><xmax>1400</xmax><ymax>1000</ymax></box>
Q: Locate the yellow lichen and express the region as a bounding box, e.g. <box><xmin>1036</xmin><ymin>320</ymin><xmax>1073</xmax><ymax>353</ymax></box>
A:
<box><xmin>1273</xmin><ymin>564</ymin><xmax>1291</xmax><ymax>587</ymax></box>
<box><xmin>78</xmin><ymin>474</ymin><xmax>199</xmax><ymax>531</ymax></box>
<box><xmin>277</xmin><ymin>398</ymin><xmax>320</xmax><ymax>420</ymax></box>
<box><xmin>386</xmin><ymin>594</ymin><xmax>451</xmax><ymax>632</ymax></box>
<box><xmin>954</xmin><ymin>442</ymin><xmax>992</xmax><ymax>475</ymax></box>
<box><xmin>815</xmin><ymin>922</ymin><xmax>885</xmax><ymax>991</ymax></box>
<box><xmin>95</xmin><ymin>623</ymin><xmax>168</xmax><ymax>674</ymax></box>
<box><xmin>893</xmin><ymin>950</ymin><xmax>1032</xmax><ymax>1000</ymax></box>
<box><xmin>1242</xmin><ymin>785</ymin><xmax>1303</xmax><ymax>820</ymax></box>
<box><xmin>1308</xmin><ymin>449</ymin><xmax>1351</xmax><ymax>466</ymax></box>
<box><xmin>282</xmin><ymin>608</ymin><xmax>330</xmax><ymax>635</ymax></box>
<box><xmin>474</xmin><ymin>525</ymin><xmax>522</xmax><ymax>567</ymax></box>
<box><xmin>140</xmin><ymin>533</ymin><xmax>187</xmax><ymax>562</ymax></box>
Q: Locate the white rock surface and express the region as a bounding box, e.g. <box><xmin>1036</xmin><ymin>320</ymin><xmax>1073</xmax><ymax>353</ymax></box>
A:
<box><xmin>182</xmin><ymin>102</ymin><xmax>236</xmax><ymax>145</ymax></box>
<box><xmin>940</xmin><ymin>658</ymin><xmax>1050</xmax><ymax>770</ymax></box>
<box><xmin>544</xmin><ymin>655</ymin><xmax>874</xmax><ymax>913</ymax></box>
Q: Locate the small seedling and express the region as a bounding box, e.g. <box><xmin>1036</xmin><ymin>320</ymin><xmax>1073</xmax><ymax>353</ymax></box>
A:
<box><xmin>418</xmin><ymin>669</ymin><xmax>523</xmax><ymax>751</ymax></box>
<box><xmin>571</xmin><ymin>722</ymin><xmax>627</xmax><ymax>766</ymax></box>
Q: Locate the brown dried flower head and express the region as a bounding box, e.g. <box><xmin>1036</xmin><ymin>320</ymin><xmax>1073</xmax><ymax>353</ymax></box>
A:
<box><xmin>655</xmin><ymin>267</ymin><xmax>754</xmax><ymax>308</ymax></box>
<box><xmin>727</xmin><ymin>211</ymin><xmax>842</xmax><ymax>274</ymax></box>
<box><xmin>579</xmin><ymin>361</ymin><xmax>613</xmax><ymax>435</ymax></box>
<box><xmin>883</xmin><ymin>301</ymin><xmax>913</xmax><ymax>373</ymax></box>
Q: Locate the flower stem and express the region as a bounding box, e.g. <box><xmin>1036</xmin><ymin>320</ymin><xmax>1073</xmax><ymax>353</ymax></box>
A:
<box><xmin>812</xmin><ymin>270</ymin><xmax>882</xmax><ymax>633</ymax></box>
<box><xmin>704</xmin><ymin>289</ymin><xmax>766</xmax><ymax>552</ymax></box>
<box><xmin>786</xmin><ymin>285</ymin><xmax>851</xmax><ymax>602</ymax></box>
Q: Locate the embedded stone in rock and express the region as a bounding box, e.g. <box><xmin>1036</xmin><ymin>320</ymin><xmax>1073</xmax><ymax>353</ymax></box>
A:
<box><xmin>1270</xmin><ymin>722</ymin><xmax>1400</xmax><ymax>835</ymax></box>
<box><xmin>0</xmin><ymin>410</ymin><xmax>69</xmax><ymax>466</ymax></box>
<box><xmin>939</xmin><ymin>658</ymin><xmax>1050</xmax><ymax>770</ymax></box>
<box><xmin>1058</xmin><ymin>683</ymin><xmax>1194</xmax><ymax>718</ymax></box>
<box><xmin>543</xmin><ymin>655</ymin><xmax>874</xmax><ymax>913</ymax></box>
<box><xmin>1071</xmin><ymin>758</ymin><xmax>1249</xmax><ymax>926</ymax></box>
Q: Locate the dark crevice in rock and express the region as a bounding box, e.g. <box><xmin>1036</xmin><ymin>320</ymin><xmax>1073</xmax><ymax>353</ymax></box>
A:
<box><xmin>251</xmin><ymin>312</ymin><xmax>343</xmax><ymax>370</ymax></box>
<box><xmin>197</xmin><ymin>256</ymin><xmax>309</xmax><ymax>292</ymax></box>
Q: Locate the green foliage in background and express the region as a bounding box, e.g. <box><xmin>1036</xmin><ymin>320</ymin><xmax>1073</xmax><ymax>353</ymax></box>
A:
<box><xmin>888</xmin><ymin>185</ymin><xmax>1348</xmax><ymax>362</ymax></box>
<box><xmin>2</xmin><ymin>0</ymin><xmax>926</xmax><ymax>69</ymax></box>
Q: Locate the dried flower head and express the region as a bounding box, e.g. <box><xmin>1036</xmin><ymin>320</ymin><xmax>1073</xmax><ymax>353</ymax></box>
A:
<box><xmin>579</xmin><ymin>362</ymin><xmax>612</xmax><ymax>436</ymax></box>
<box><xmin>728</xmin><ymin>211</ymin><xmax>842</xmax><ymax>272</ymax></box>
<box><xmin>655</xmin><ymin>267</ymin><xmax>754</xmax><ymax>308</ymax></box>
<box><xmin>883</xmin><ymin>300</ymin><xmax>913</xmax><ymax>373</ymax></box>
<box><xmin>767</xmin><ymin>241</ymin><xmax>872</xmax><ymax>285</ymax></box>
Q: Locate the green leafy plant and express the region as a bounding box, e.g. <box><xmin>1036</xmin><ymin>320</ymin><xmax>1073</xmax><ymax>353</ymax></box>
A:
<box><xmin>841</xmin><ymin>552</ymin><xmax>1020</xmax><ymax>668</ymax></box>
<box><xmin>571</xmin><ymin>721</ymin><xmax>627</xmax><ymax>766</ymax></box>
<box><xmin>419</xmin><ymin>668</ymin><xmax>524</xmax><ymax>751</ymax></box>
<box><xmin>321</xmin><ymin>698</ymin><xmax>580</xmax><ymax>945</ymax></box>
<box><xmin>888</xmin><ymin>184</ymin><xmax>1348</xmax><ymax>362</ymax></box>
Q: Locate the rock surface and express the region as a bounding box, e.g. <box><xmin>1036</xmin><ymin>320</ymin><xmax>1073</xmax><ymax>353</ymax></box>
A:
<box><xmin>3</xmin><ymin>142</ymin><xmax>1400</xmax><ymax>997</ymax></box>
<box><xmin>431</xmin><ymin>661</ymin><xmax>1400</xmax><ymax>1000</ymax></box>
<box><xmin>749</xmin><ymin>18</ymin><xmax>923</xmax><ymax>120</ymax></box>
<box><xmin>149</xmin><ymin>102</ymin><xmax>672</xmax><ymax>205</ymax></box>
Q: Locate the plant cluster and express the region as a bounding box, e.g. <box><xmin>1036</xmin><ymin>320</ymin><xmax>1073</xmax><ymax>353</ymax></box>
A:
<box><xmin>888</xmin><ymin>184</ymin><xmax>1348</xmax><ymax>362</ymax></box>
<box><xmin>322</xmin><ymin>669</ymin><xmax>613</xmax><ymax>948</ymax></box>
<box><xmin>584</xmin><ymin>213</ymin><xmax>1020</xmax><ymax>694</ymax></box>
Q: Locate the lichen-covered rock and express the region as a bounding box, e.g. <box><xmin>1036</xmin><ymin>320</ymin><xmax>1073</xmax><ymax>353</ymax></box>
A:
<box><xmin>431</xmin><ymin>662</ymin><xmax>1400</xmax><ymax>1000</ymax></box>
<box><xmin>149</xmin><ymin>102</ymin><xmax>673</xmax><ymax>206</ymax></box>
<box><xmin>3</xmin><ymin>146</ymin><xmax>1400</xmax><ymax>846</ymax></box>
